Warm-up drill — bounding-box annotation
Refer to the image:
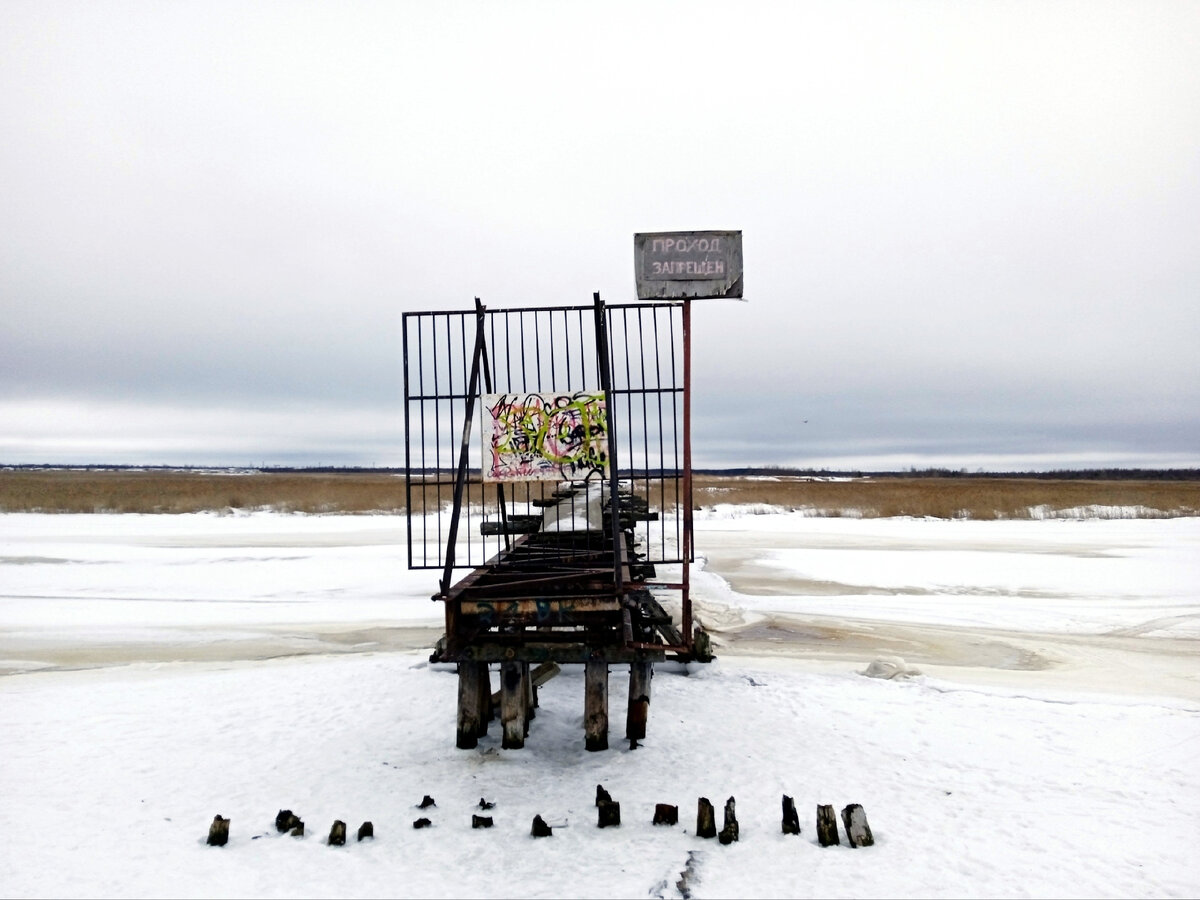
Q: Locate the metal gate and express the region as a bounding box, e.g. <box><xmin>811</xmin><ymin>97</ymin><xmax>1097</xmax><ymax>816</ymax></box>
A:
<box><xmin>402</xmin><ymin>295</ymin><xmax>692</xmax><ymax>593</ymax></box>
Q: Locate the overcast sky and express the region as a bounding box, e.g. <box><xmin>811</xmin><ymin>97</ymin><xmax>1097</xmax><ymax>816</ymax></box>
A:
<box><xmin>2</xmin><ymin>1</ymin><xmax>1197</xmax><ymax>471</ymax></box>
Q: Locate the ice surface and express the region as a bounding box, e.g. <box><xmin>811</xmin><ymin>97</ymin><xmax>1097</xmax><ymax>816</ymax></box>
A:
<box><xmin>1</xmin><ymin>510</ymin><xmax>1197</xmax><ymax>898</ymax></box>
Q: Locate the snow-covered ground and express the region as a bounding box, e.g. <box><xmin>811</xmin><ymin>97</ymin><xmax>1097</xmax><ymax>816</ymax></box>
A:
<box><xmin>2</xmin><ymin>510</ymin><xmax>1198</xmax><ymax>898</ymax></box>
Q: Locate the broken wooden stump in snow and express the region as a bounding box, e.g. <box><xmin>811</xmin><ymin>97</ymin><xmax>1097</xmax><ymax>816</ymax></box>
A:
<box><xmin>816</xmin><ymin>804</ymin><xmax>841</xmax><ymax>846</ymax></box>
<box><xmin>275</xmin><ymin>809</ymin><xmax>297</xmax><ymax>833</ymax></box>
<box><xmin>478</xmin><ymin>798</ymin><xmax>495</xmax><ymax>810</ymax></box>
<box><xmin>357</xmin><ymin>821</ymin><xmax>374</xmax><ymax>841</ymax></box>
<box><xmin>696</xmin><ymin>797</ymin><xmax>717</xmax><ymax>839</ymax></box>
<box><xmin>328</xmin><ymin>820</ymin><xmax>347</xmax><ymax>846</ymax></box>
<box><xmin>718</xmin><ymin>796</ymin><xmax>739</xmax><ymax>844</ymax></box>
<box><xmin>595</xmin><ymin>784</ymin><xmax>612</xmax><ymax>806</ymax></box>
<box><xmin>472</xmin><ymin>815</ymin><xmax>494</xmax><ymax>829</ymax></box>
<box><xmin>418</xmin><ymin>795</ymin><xmax>436</xmax><ymax>809</ymax></box>
<box><xmin>531</xmin><ymin>815</ymin><xmax>553</xmax><ymax>837</ymax></box>
<box><xmin>206</xmin><ymin>815</ymin><xmax>229</xmax><ymax>847</ymax></box>
<box><xmin>653</xmin><ymin>803</ymin><xmax>678</xmax><ymax>826</ymax></box>
<box><xmin>413</xmin><ymin>818</ymin><xmax>432</xmax><ymax>829</ymax></box>
<box><xmin>781</xmin><ymin>795</ymin><xmax>801</xmax><ymax>835</ymax></box>
<box><xmin>598</xmin><ymin>800</ymin><xmax>621</xmax><ymax>828</ymax></box>
<box><xmin>841</xmin><ymin>803</ymin><xmax>874</xmax><ymax>847</ymax></box>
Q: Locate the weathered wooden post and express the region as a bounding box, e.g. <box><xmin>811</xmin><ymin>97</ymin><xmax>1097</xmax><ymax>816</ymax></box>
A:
<box><xmin>584</xmin><ymin>656</ymin><xmax>609</xmax><ymax>751</ymax></box>
<box><xmin>781</xmin><ymin>795</ymin><xmax>801</xmax><ymax>835</ymax></box>
<box><xmin>457</xmin><ymin>662</ymin><xmax>487</xmax><ymax>749</ymax></box>
<box><xmin>598</xmin><ymin>800</ymin><xmax>621</xmax><ymax>828</ymax></box>
<box><xmin>653</xmin><ymin>804</ymin><xmax>679</xmax><ymax>826</ymax></box>
<box><xmin>477</xmin><ymin>662</ymin><xmax>493</xmax><ymax>733</ymax></box>
<box><xmin>841</xmin><ymin>803</ymin><xmax>874</xmax><ymax>847</ymax></box>
<box><xmin>696</xmin><ymin>797</ymin><xmax>717</xmax><ymax>838</ymax></box>
<box><xmin>524</xmin><ymin>661</ymin><xmax>536</xmax><ymax>719</ymax></box>
<box><xmin>501</xmin><ymin>660</ymin><xmax>525</xmax><ymax>749</ymax></box>
<box><xmin>522</xmin><ymin>662</ymin><xmax>532</xmax><ymax>736</ymax></box>
<box><xmin>718</xmin><ymin>796</ymin><xmax>739</xmax><ymax>844</ymax></box>
<box><xmin>816</xmin><ymin>804</ymin><xmax>840</xmax><ymax>846</ymax></box>
<box><xmin>357</xmin><ymin>821</ymin><xmax>374</xmax><ymax>841</ymax></box>
<box><xmin>625</xmin><ymin>660</ymin><xmax>652</xmax><ymax>744</ymax></box>
<box><xmin>328</xmin><ymin>820</ymin><xmax>347</xmax><ymax>846</ymax></box>
<box><xmin>206</xmin><ymin>815</ymin><xmax>229</xmax><ymax>847</ymax></box>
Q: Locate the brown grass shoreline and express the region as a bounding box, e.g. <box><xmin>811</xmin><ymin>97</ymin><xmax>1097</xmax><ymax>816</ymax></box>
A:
<box><xmin>1</xmin><ymin>469</ymin><xmax>1197</xmax><ymax>519</ymax></box>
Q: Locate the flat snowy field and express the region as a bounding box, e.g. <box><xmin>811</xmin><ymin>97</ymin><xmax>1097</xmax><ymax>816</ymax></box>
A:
<box><xmin>2</xmin><ymin>510</ymin><xmax>1198</xmax><ymax>899</ymax></box>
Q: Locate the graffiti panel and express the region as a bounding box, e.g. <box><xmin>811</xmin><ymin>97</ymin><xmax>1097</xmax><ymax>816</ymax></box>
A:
<box><xmin>482</xmin><ymin>391</ymin><xmax>608</xmax><ymax>482</ymax></box>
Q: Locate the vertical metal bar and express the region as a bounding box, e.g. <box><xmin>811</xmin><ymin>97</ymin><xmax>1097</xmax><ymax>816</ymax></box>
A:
<box><xmin>402</xmin><ymin>314</ymin><xmax>414</xmax><ymax>567</ymax></box>
<box><xmin>651</xmin><ymin>306</ymin><xmax>667</xmax><ymax>562</ymax></box>
<box><xmin>441</xmin><ymin>305</ymin><xmax>487</xmax><ymax>599</ymax></box>
<box><xmin>549</xmin><ymin>307</ymin><xmax>556</xmax><ymax>388</ymax></box>
<box><xmin>417</xmin><ymin>316</ymin><xmax>429</xmax><ymax>566</ymax></box>
<box><xmin>477</xmin><ymin>298</ymin><xmax>510</xmax><ymax>553</ymax></box>
<box><xmin>519</xmin><ymin>310</ymin><xmax>528</xmax><ymax>394</ymax></box>
<box><xmin>681</xmin><ymin>300</ymin><xmax>693</xmax><ymax>647</ymax></box>
<box><xmin>503</xmin><ymin>311</ymin><xmax>513</xmax><ymax>393</ymax></box>
<box><xmin>561</xmin><ymin>309</ymin><xmax>571</xmax><ymax>390</ymax></box>
<box><xmin>636</xmin><ymin>305</ymin><xmax>650</xmax><ymax>556</ymax></box>
<box><xmin>461</xmin><ymin>311</ymin><xmax>476</xmax><ymax>563</ymax></box>
<box><xmin>577</xmin><ymin>307</ymin><xmax>587</xmax><ymax>387</ymax></box>
<box><xmin>668</xmin><ymin>305</ymin><xmax>681</xmax><ymax>562</ymax></box>
<box><xmin>534</xmin><ymin>307</ymin><xmax>545</xmax><ymax>389</ymax></box>
<box><xmin>593</xmin><ymin>293</ymin><xmax>623</xmax><ymax>590</ymax></box>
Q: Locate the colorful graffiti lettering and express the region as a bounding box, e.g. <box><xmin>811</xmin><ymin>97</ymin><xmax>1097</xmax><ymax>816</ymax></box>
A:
<box><xmin>482</xmin><ymin>391</ymin><xmax>608</xmax><ymax>482</ymax></box>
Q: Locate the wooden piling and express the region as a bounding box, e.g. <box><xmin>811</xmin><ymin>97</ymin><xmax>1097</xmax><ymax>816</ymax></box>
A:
<box><xmin>598</xmin><ymin>801</ymin><xmax>621</xmax><ymax>828</ymax></box>
<box><xmin>522</xmin><ymin>662</ymin><xmax>532</xmax><ymax>735</ymax></box>
<box><xmin>841</xmin><ymin>803</ymin><xmax>874</xmax><ymax>847</ymax></box>
<box><xmin>456</xmin><ymin>662</ymin><xmax>484</xmax><ymax>749</ymax></box>
<box><xmin>781</xmin><ymin>795</ymin><xmax>801</xmax><ymax>835</ymax></box>
<box><xmin>584</xmin><ymin>657</ymin><xmax>609</xmax><ymax>751</ymax></box>
<box><xmin>501</xmin><ymin>660</ymin><xmax>525</xmax><ymax>749</ymax></box>
<box><xmin>206</xmin><ymin>815</ymin><xmax>229</xmax><ymax>847</ymax></box>
<box><xmin>328</xmin><ymin>820</ymin><xmax>347</xmax><ymax>846</ymax></box>
<box><xmin>653</xmin><ymin>804</ymin><xmax>679</xmax><ymax>826</ymax></box>
<box><xmin>816</xmin><ymin>804</ymin><xmax>840</xmax><ymax>846</ymax></box>
<box><xmin>718</xmin><ymin>796</ymin><xmax>739</xmax><ymax>844</ymax></box>
<box><xmin>696</xmin><ymin>797</ymin><xmax>716</xmax><ymax>839</ymax></box>
<box><xmin>625</xmin><ymin>661</ymin><xmax>652</xmax><ymax>743</ymax></box>
<box><xmin>524</xmin><ymin>661</ymin><xmax>536</xmax><ymax>720</ymax></box>
<box><xmin>476</xmin><ymin>662</ymin><xmax>492</xmax><ymax>735</ymax></box>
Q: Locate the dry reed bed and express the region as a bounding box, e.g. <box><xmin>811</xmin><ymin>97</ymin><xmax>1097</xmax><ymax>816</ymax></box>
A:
<box><xmin>0</xmin><ymin>470</ymin><xmax>409</xmax><ymax>515</ymax></box>
<box><xmin>689</xmin><ymin>475</ymin><xmax>1200</xmax><ymax>519</ymax></box>
<box><xmin>1</xmin><ymin>470</ymin><xmax>1197</xmax><ymax>519</ymax></box>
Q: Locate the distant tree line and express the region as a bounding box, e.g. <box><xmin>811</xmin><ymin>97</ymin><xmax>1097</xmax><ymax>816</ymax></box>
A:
<box><xmin>4</xmin><ymin>463</ymin><xmax>1199</xmax><ymax>481</ymax></box>
<box><xmin>698</xmin><ymin>466</ymin><xmax>1200</xmax><ymax>481</ymax></box>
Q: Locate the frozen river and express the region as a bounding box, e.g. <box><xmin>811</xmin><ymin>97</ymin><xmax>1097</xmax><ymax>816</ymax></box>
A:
<box><xmin>2</xmin><ymin>510</ymin><xmax>1197</xmax><ymax>700</ymax></box>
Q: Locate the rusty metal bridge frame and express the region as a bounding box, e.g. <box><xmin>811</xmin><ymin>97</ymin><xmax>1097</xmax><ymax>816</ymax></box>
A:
<box><xmin>402</xmin><ymin>294</ymin><xmax>709</xmax><ymax>750</ymax></box>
